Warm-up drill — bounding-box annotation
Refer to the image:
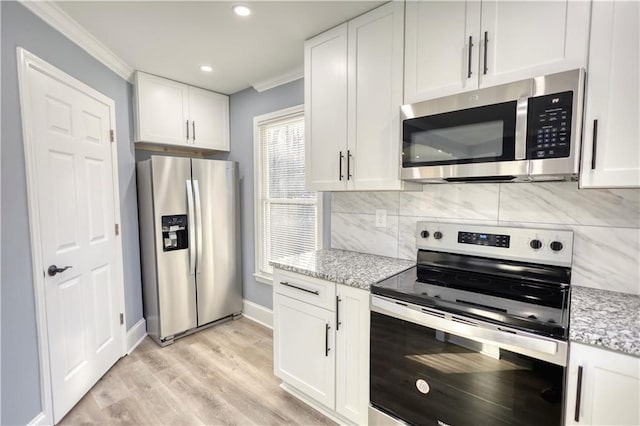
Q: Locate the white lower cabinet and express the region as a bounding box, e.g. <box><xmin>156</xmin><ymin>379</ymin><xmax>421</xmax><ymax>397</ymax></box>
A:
<box><xmin>273</xmin><ymin>269</ymin><xmax>370</xmax><ymax>425</ymax></box>
<box><xmin>335</xmin><ymin>284</ymin><xmax>370</xmax><ymax>424</ymax></box>
<box><xmin>273</xmin><ymin>293</ymin><xmax>335</xmax><ymax>408</ymax></box>
<box><xmin>565</xmin><ymin>342</ymin><xmax>640</xmax><ymax>425</ymax></box>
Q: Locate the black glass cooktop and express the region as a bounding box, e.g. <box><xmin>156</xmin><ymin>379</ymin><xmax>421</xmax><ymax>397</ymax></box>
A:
<box><xmin>372</xmin><ymin>261</ymin><xmax>570</xmax><ymax>340</ymax></box>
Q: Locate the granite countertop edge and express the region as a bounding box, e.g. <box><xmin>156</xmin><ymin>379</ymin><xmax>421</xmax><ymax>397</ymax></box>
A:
<box><xmin>569</xmin><ymin>286</ymin><xmax>640</xmax><ymax>358</ymax></box>
<box><xmin>270</xmin><ymin>248</ymin><xmax>416</xmax><ymax>290</ymax></box>
<box><xmin>272</xmin><ymin>251</ymin><xmax>640</xmax><ymax>357</ymax></box>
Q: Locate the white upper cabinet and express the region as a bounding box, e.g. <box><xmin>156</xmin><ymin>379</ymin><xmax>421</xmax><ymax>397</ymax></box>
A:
<box><xmin>135</xmin><ymin>72</ymin><xmax>188</xmax><ymax>146</ymax></box>
<box><xmin>404</xmin><ymin>1</ymin><xmax>590</xmax><ymax>103</ymax></box>
<box><xmin>134</xmin><ymin>71</ymin><xmax>230</xmax><ymax>152</ymax></box>
<box><xmin>479</xmin><ymin>1</ymin><xmax>590</xmax><ymax>88</ymax></box>
<box><xmin>305</xmin><ymin>24</ymin><xmax>349</xmax><ymax>191</ymax></box>
<box><xmin>404</xmin><ymin>0</ymin><xmax>480</xmax><ymax>103</ymax></box>
<box><xmin>348</xmin><ymin>2</ymin><xmax>408</xmax><ymax>191</ymax></box>
<box><xmin>305</xmin><ymin>2</ymin><xmax>416</xmax><ymax>191</ymax></box>
<box><xmin>580</xmin><ymin>0</ymin><xmax>640</xmax><ymax>188</ymax></box>
<box><xmin>187</xmin><ymin>86</ymin><xmax>230</xmax><ymax>151</ymax></box>
<box><xmin>565</xmin><ymin>342</ymin><xmax>640</xmax><ymax>425</ymax></box>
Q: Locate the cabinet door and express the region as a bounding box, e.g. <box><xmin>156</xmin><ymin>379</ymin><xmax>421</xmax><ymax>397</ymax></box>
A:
<box><xmin>305</xmin><ymin>24</ymin><xmax>348</xmax><ymax>191</ymax></box>
<box><xmin>404</xmin><ymin>0</ymin><xmax>480</xmax><ymax>103</ymax></box>
<box><xmin>188</xmin><ymin>86</ymin><xmax>230</xmax><ymax>152</ymax></box>
<box><xmin>480</xmin><ymin>1</ymin><xmax>589</xmax><ymax>88</ymax></box>
<box><xmin>348</xmin><ymin>2</ymin><xmax>408</xmax><ymax>191</ymax></box>
<box><xmin>580</xmin><ymin>1</ymin><xmax>639</xmax><ymax>188</ymax></box>
<box><xmin>565</xmin><ymin>342</ymin><xmax>640</xmax><ymax>425</ymax></box>
<box><xmin>335</xmin><ymin>285</ymin><xmax>370</xmax><ymax>425</ymax></box>
<box><xmin>273</xmin><ymin>293</ymin><xmax>335</xmax><ymax>409</ymax></box>
<box><xmin>134</xmin><ymin>72</ymin><xmax>189</xmax><ymax>146</ymax></box>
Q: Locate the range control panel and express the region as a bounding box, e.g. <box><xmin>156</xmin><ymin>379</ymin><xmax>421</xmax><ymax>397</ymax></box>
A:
<box><xmin>526</xmin><ymin>91</ymin><xmax>573</xmax><ymax>160</ymax></box>
<box><xmin>416</xmin><ymin>221</ymin><xmax>574</xmax><ymax>267</ymax></box>
<box><xmin>458</xmin><ymin>232</ymin><xmax>510</xmax><ymax>248</ymax></box>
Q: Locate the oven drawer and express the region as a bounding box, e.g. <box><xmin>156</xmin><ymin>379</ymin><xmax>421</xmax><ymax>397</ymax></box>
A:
<box><xmin>273</xmin><ymin>269</ymin><xmax>336</xmax><ymax>311</ymax></box>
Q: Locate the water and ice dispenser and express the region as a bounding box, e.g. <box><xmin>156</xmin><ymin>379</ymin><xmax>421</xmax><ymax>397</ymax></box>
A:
<box><xmin>161</xmin><ymin>215</ymin><xmax>188</xmax><ymax>251</ymax></box>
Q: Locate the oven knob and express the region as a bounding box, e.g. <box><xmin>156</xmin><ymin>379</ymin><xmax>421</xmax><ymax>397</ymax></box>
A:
<box><xmin>420</xmin><ymin>230</ymin><xmax>430</xmax><ymax>239</ymax></box>
<box><xmin>530</xmin><ymin>239</ymin><xmax>543</xmax><ymax>250</ymax></box>
<box><xmin>550</xmin><ymin>241</ymin><xmax>564</xmax><ymax>252</ymax></box>
<box><xmin>434</xmin><ymin>231</ymin><xmax>443</xmax><ymax>240</ymax></box>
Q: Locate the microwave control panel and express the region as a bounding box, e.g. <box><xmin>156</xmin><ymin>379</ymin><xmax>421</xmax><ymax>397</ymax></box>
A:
<box><xmin>526</xmin><ymin>91</ymin><xmax>573</xmax><ymax>160</ymax></box>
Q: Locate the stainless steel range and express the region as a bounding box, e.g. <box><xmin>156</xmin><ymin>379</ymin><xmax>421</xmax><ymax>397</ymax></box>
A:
<box><xmin>369</xmin><ymin>222</ymin><xmax>573</xmax><ymax>426</ymax></box>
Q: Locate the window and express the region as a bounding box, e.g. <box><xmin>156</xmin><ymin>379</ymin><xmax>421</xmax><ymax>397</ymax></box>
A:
<box><xmin>254</xmin><ymin>105</ymin><xmax>322</xmax><ymax>283</ymax></box>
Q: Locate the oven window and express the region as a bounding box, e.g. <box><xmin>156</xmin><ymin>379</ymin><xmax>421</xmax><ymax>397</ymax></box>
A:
<box><xmin>370</xmin><ymin>312</ymin><xmax>564</xmax><ymax>426</ymax></box>
<box><xmin>403</xmin><ymin>101</ymin><xmax>517</xmax><ymax>167</ymax></box>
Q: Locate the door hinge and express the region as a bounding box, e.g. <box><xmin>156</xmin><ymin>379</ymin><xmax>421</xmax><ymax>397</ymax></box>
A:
<box><xmin>109</xmin><ymin>129</ymin><xmax>115</xmax><ymax>142</ymax></box>
<box><xmin>115</xmin><ymin>224</ymin><xmax>120</xmax><ymax>236</ymax></box>
<box><xmin>119</xmin><ymin>313</ymin><xmax>124</xmax><ymax>325</ymax></box>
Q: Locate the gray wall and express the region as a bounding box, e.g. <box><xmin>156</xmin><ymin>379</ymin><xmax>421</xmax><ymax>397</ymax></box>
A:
<box><xmin>217</xmin><ymin>80</ymin><xmax>331</xmax><ymax>309</ymax></box>
<box><xmin>1</xmin><ymin>2</ymin><xmax>143</xmax><ymax>424</ymax></box>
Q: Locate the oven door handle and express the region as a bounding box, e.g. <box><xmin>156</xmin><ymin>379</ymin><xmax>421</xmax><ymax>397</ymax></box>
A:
<box><xmin>371</xmin><ymin>296</ymin><xmax>559</xmax><ymax>356</ymax></box>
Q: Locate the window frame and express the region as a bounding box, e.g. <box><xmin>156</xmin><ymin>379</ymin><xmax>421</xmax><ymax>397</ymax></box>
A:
<box><xmin>253</xmin><ymin>104</ymin><xmax>323</xmax><ymax>285</ymax></box>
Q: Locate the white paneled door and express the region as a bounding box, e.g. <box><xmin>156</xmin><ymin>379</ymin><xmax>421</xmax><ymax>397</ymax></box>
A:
<box><xmin>18</xmin><ymin>49</ymin><xmax>125</xmax><ymax>424</ymax></box>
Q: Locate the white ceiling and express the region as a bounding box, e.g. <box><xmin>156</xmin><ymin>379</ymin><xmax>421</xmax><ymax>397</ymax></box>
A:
<box><xmin>54</xmin><ymin>1</ymin><xmax>384</xmax><ymax>95</ymax></box>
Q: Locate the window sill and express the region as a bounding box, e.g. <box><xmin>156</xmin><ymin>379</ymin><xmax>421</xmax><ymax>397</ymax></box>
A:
<box><xmin>254</xmin><ymin>272</ymin><xmax>273</xmax><ymax>285</ymax></box>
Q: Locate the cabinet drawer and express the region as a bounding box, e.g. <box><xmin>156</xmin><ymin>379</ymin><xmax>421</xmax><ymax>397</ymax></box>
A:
<box><xmin>273</xmin><ymin>269</ymin><xmax>336</xmax><ymax>311</ymax></box>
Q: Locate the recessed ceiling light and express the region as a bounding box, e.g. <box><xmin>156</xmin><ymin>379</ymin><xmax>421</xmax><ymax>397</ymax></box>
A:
<box><xmin>200</xmin><ymin>65</ymin><xmax>213</xmax><ymax>72</ymax></box>
<box><xmin>233</xmin><ymin>4</ymin><xmax>251</xmax><ymax>17</ymax></box>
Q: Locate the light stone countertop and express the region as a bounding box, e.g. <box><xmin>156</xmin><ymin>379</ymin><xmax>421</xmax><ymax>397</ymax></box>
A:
<box><xmin>270</xmin><ymin>249</ymin><xmax>415</xmax><ymax>290</ymax></box>
<box><xmin>570</xmin><ymin>286</ymin><xmax>640</xmax><ymax>357</ymax></box>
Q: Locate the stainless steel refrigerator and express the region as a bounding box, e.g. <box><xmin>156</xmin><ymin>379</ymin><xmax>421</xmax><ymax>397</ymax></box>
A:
<box><xmin>137</xmin><ymin>156</ymin><xmax>242</xmax><ymax>346</ymax></box>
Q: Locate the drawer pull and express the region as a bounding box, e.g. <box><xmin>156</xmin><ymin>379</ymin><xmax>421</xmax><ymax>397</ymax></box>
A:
<box><xmin>280</xmin><ymin>281</ymin><xmax>319</xmax><ymax>295</ymax></box>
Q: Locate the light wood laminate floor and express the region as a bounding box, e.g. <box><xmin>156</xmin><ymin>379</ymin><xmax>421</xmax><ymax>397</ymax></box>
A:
<box><xmin>60</xmin><ymin>317</ymin><xmax>335</xmax><ymax>426</ymax></box>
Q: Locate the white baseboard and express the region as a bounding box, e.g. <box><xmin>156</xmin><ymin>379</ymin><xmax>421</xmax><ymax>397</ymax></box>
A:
<box><xmin>126</xmin><ymin>318</ymin><xmax>147</xmax><ymax>354</ymax></box>
<box><xmin>27</xmin><ymin>411</ymin><xmax>49</xmax><ymax>426</ymax></box>
<box><xmin>242</xmin><ymin>299</ymin><xmax>273</xmax><ymax>329</ymax></box>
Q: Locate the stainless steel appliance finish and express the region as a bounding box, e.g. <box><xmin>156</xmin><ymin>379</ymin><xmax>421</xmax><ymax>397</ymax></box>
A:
<box><xmin>401</xmin><ymin>69</ymin><xmax>585</xmax><ymax>182</ymax></box>
<box><xmin>369</xmin><ymin>222</ymin><xmax>574</xmax><ymax>426</ymax></box>
<box><xmin>137</xmin><ymin>156</ymin><xmax>242</xmax><ymax>346</ymax></box>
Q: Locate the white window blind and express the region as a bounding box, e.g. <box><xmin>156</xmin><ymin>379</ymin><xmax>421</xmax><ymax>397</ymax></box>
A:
<box><xmin>255</xmin><ymin>107</ymin><xmax>320</xmax><ymax>281</ymax></box>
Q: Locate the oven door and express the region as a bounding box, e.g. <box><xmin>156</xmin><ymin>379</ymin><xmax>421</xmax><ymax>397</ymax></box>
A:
<box><xmin>370</xmin><ymin>297</ymin><xmax>567</xmax><ymax>426</ymax></box>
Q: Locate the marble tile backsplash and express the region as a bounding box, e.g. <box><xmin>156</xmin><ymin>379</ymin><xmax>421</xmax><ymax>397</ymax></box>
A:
<box><xmin>330</xmin><ymin>182</ymin><xmax>640</xmax><ymax>295</ymax></box>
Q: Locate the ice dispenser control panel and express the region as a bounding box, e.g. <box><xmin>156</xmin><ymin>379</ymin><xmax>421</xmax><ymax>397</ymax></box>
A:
<box><xmin>161</xmin><ymin>215</ymin><xmax>188</xmax><ymax>252</ymax></box>
<box><xmin>526</xmin><ymin>91</ymin><xmax>573</xmax><ymax>160</ymax></box>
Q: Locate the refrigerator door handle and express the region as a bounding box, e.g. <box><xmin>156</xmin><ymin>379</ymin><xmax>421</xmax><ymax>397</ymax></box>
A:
<box><xmin>186</xmin><ymin>180</ymin><xmax>196</xmax><ymax>275</ymax></box>
<box><xmin>193</xmin><ymin>179</ymin><xmax>203</xmax><ymax>275</ymax></box>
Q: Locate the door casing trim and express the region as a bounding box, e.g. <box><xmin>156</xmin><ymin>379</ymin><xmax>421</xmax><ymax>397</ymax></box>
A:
<box><xmin>16</xmin><ymin>47</ymin><xmax>127</xmax><ymax>425</ymax></box>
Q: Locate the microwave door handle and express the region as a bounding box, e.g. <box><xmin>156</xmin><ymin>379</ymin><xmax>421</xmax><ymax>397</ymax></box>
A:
<box><xmin>186</xmin><ymin>180</ymin><xmax>196</xmax><ymax>275</ymax></box>
<box><xmin>515</xmin><ymin>95</ymin><xmax>529</xmax><ymax>160</ymax></box>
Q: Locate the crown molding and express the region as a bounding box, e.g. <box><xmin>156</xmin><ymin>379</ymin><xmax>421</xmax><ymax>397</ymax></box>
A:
<box><xmin>252</xmin><ymin>67</ymin><xmax>303</xmax><ymax>93</ymax></box>
<box><xmin>19</xmin><ymin>0</ymin><xmax>134</xmax><ymax>82</ymax></box>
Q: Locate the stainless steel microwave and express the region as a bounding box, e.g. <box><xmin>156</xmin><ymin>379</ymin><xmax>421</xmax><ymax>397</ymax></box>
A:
<box><xmin>400</xmin><ymin>69</ymin><xmax>585</xmax><ymax>183</ymax></box>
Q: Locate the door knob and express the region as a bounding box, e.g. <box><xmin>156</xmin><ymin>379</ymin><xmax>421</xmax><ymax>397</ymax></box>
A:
<box><xmin>47</xmin><ymin>265</ymin><xmax>72</xmax><ymax>276</ymax></box>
